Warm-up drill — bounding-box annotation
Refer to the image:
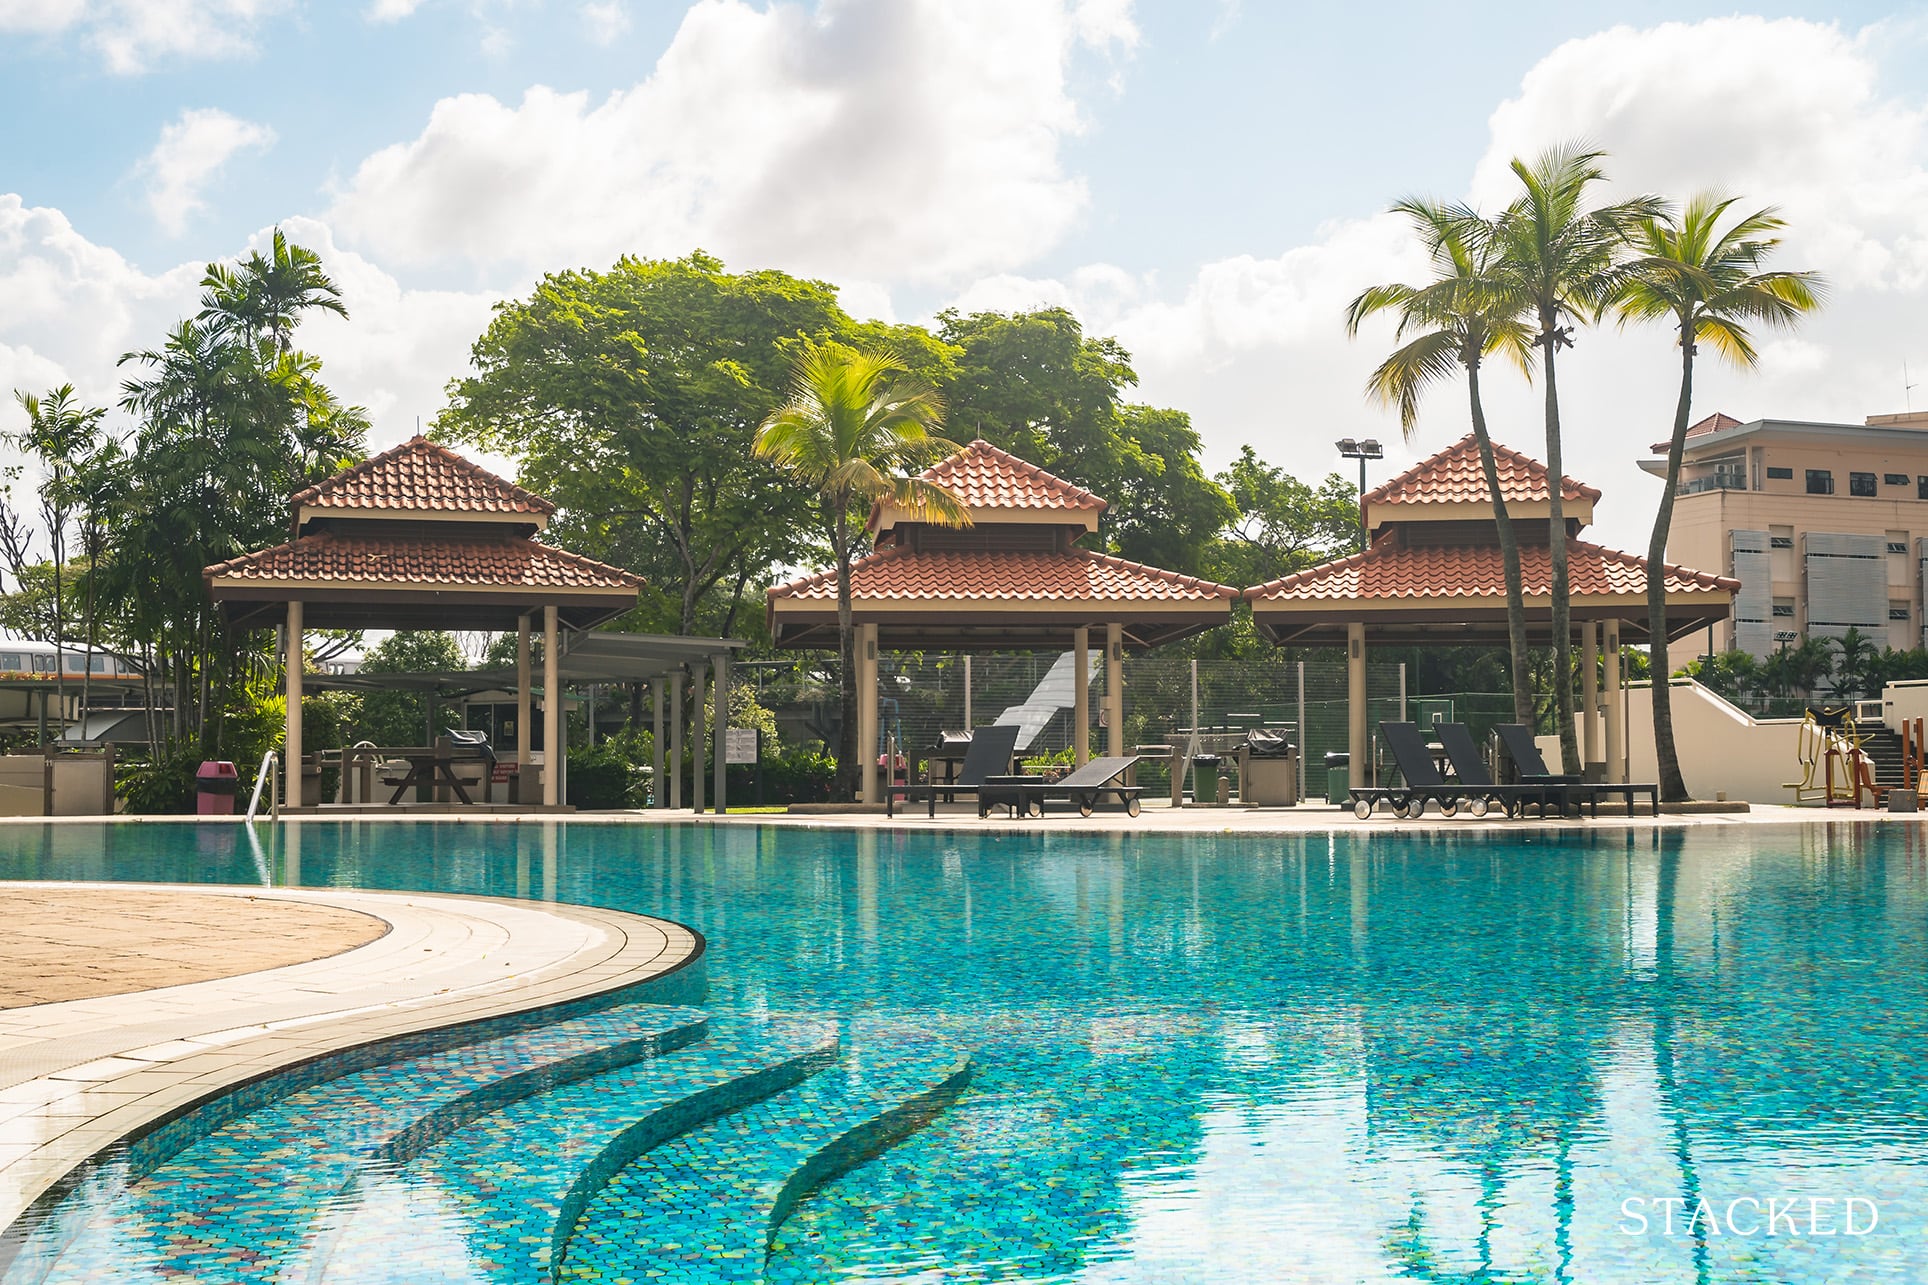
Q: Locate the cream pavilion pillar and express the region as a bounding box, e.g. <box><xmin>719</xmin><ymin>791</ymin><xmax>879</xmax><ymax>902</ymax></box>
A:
<box><xmin>542</xmin><ymin>605</ymin><xmax>561</xmax><ymax>807</ymax></box>
<box><xmin>1104</xmin><ymin>623</ymin><xmax>1125</xmax><ymax>758</ymax></box>
<box><xmin>1603</xmin><ymin>619</ymin><xmax>1625</xmax><ymax>784</ymax></box>
<box><xmin>651</xmin><ymin>681</ymin><xmax>666</xmax><ymax>809</ymax></box>
<box><xmin>1347</xmin><ymin>621</ymin><xmax>1368</xmax><ymax>789</ymax></box>
<box><xmin>284</xmin><ymin>600</ymin><xmax>303</xmax><ymax>808</ymax></box>
<box><xmin>1073</xmin><ymin>626</ymin><xmax>1091</xmax><ymax>767</ymax></box>
<box><xmin>1581</xmin><ymin>622</ymin><xmax>1601</xmax><ymax>774</ymax></box>
<box><xmin>516</xmin><ymin>613</ymin><xmax>533</xmax><ymax>784</ymax></box>
<box><xmin>691</xmin><ymin>662</ymin><xmax>705</xmax><ymax>814</ymax></box>
<box><xmin>857</xmin><ymin>623</ymin><xmax>880</xmax><ymax>804</ymax></box>
<box><xmin>668</xmin><ymin>671</ymin><xmax>684</xmax><ymax>808</ymax></box>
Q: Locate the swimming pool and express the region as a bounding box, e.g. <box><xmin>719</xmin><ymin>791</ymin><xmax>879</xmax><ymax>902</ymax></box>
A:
<box><xmin>0</xmin><ymin>819</ymin><xmax>1923</xmax><ymax>1283</ymax></box>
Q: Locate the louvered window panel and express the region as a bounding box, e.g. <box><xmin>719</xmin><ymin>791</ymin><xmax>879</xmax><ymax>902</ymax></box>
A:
<box><xmin>1918</xmin><ymin>539</ymin><xmax>1928</xmax><ymax>648</ymax></box>
<box><xmin>1729</xmin><ymin>529</ymin><xmax>1772</xmax><ymax>657</ymax></box>
<box><xmin>1805</xmin><ymin>532</ymin><xmax>1887</xmax><ymax>642</ymax></box>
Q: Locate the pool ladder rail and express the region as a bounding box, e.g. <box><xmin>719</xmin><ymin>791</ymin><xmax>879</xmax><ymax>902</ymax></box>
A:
<box><xmin>243</xmin><ymin>749</ymin><xmax>279</xmax><ymax>822</ymax></box>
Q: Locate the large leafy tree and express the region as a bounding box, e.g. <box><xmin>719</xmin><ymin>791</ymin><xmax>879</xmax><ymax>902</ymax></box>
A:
<box><xmin>439</xmin><ymin>253</ymin><xmax>906</xmax><ymax>637</ymax></box>
<box><xmin>357</xmin><ymin>630</ymin><xmax>468</xmax><ymax>745</ymax></box>
<box><xmin>1210</xmin><ymin>446</ymin><xmax>1359</xmax><ymax>586</ymax></box>
<box><xmin>937</xmin><ymin>308</ymin><xmax>1233</xmax><ymax>574</ymax></box>
<box><xmin>755</xmin><ymin>344</ymin><xmax>966</xmax><ymax>800</ymax></box>
<box><xmin>1494</xmin><ymin>145</ymin><xmax>1664</xmax><ymax>770</ymax></box>
<box><xmin>1346</xmin><ymin>200</ymin><xmax>1539</xmax><ymax>723</ymax></box>
<box><xmin>1614</xmin><ymin>195</ymin><xmax>1824</xmax><ymax>800</ymax></box>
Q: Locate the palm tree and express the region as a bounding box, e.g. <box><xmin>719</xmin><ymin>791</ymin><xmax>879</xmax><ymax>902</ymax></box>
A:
<box><xmin>1614</xmin><ymin>195</ymin><xmax>1824</xmax><ymax>800</ymax></box>
<box><xmin>10</xmin><ymin>385</ymin><xmax>108</xmax><ymax>725</ymax></box>
<box><xmin>199</xmin><ymin>227</ymin><xmax>348</xmax><ymax>354</ymax></box>
<box><xmin>1495</xmin><ymin>144</ymin><xmax>1665</xmax><ymax>773</ymax></box>
<box><xmin>755</xmin><ymin>345</ymin><xmax>969</xmax><ymax>800</ymax></box>
<box><xmin>1346</xmin><ymin>200</ymin><xmax>1538</xmax><ymax>724</ymax></box>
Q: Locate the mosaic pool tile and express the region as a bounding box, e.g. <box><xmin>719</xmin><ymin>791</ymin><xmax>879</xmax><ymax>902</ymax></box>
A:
<box><xmin>313</xmin><ymin>1014</ymin><xmax>838</xmax><ymax>1284</ymax></box>
<box><xmin>560</xmin><ymin>1030</ymin><xmax>971</xmax><ymax>1283</ymax></box>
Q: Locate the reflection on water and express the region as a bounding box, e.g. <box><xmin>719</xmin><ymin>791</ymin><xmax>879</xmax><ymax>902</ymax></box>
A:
<box><xmin>1</xmin><ymin>820</ymin><xmax>1926</xmax><ymax>1283</ymax></box>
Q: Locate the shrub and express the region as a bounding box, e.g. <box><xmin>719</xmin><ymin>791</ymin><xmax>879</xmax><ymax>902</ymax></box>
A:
<box><xmin>566</xmin><ymin>744</ymin><xmax>636</xmax><ymax>810</ymax></box>
<box><xmin>117</xmin><ymin>751</ymin><xmax>200</xmax><ymax>814</ymax></box>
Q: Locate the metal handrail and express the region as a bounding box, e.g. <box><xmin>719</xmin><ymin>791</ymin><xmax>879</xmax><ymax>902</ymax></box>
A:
<box><xmin>245</xmin><ymin>750</ymin><xmax>279</xmax><ymax>822</ymax></box>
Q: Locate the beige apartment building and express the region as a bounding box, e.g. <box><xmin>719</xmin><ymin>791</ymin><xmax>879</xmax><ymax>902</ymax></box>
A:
<box><xmin>1645</xmin><ymin>410</ymin><xmax>1928</xmax><ymax>656</ymax></box>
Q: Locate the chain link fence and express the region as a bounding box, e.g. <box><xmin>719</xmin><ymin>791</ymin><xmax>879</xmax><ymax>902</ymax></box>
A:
<box><xmin>732</xmin><ymin>650</ymin><xmax>1517</xmax><ymax>801</ymax></box>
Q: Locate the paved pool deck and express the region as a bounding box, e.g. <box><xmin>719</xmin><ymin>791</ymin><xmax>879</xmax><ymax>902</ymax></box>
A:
<box><xmin>0</xmin><ymin>883</ymin><xmax>698</xmax><ymax>1234</ymax></box>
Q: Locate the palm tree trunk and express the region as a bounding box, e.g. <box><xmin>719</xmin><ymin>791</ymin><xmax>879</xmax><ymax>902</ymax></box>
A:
<box><xmin>1543</xmin><ymin>338</ymin><xmax>1581</xmax><ymax>772</ymax></box>
<box><xmin>1467</xmin><ymin>362</ymin><xmax>1533</xmax><ymax>724</ymax></box>
<box><xmin>1649</xmin><ymin>335</ymin><xmax>1696</xmax><ymax>801</ymax></box>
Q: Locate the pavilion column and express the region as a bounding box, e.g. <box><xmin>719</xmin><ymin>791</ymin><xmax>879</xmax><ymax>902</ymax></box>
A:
<box><xmin>857</xmin><ymin>623</ymin><xmax>880</xmax><ymax>805</ymax></box>
<box><xmin>1604</xmin><ymin>619</ymin><xmax>1625</xmax><ymax>784</ymax></box>
<box><xmin>515</xmin><ymin>613</ymin><xmax>532</xmax><ymax>773</ymax></box>
<box><xmin>668</xmin><ymin>671</ymin><xmax>685</xmax><ymax>809</ymax></box>
<box><xmin>542</xmin><ymin>605</ymin><xmax>561</xmax><ymax>807</ymax></box>
<box><xmin>651</xmin><ymin>681</ymin><xmax>666</xmax><ymax>809</ymax></box>
<box><xmin>1581</xmin><ymin>621</ymin><xmax>1601</xmax><ymax>774</ymax></box>
<box><xmin>284</xmin><ymin>600</ymin><xmax>302</xmax><ymax>809</ymax></box>
<box><xmin>713</xmin><ymin>652</ymin><xmax>729</xmax><ymax>815</ymax></box>
<box><xmin>692</xmin><ymin>661</ymin><xmax>707</xmax><ymax>814</ymax></box>
<box><xmin>1347</xmin><ymin>622</ymin><xmax>1367</xmax><ymax>790</ymax></box>
<box><xmin>1073</xmin><ymin>626</ymin><xmax>1090</xmax><ymax>767</ymax></box>
<box><xmin>1104</xmin><ymin>623</ymin><xmax>1125</xmax><ymax>758</ymax></box>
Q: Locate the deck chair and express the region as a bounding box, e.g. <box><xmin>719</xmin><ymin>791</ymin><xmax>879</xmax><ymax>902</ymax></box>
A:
<box><xmin>1350</xmin><ymin>722</ymin><xmax>1481</xmax><ymax>819</ymax></box>
<box><xmin>1492</xmin><ymin>723</ymin><xmax>1660</xmax><ymax>817</ymax></box>
<box><xmin>1435</xmin><ymin>722</ymin><xmax>1571</xmax><ymax>819</ymax></box>
<box><xmin>887</xmin><ymin>723</ymin><xmax>1023</xmax><ymax>817</ymax></box>
<box><xmin>1037</xmin><ymin>756</ymin><xmax>1144</xmax><ymax>817</ymax></box>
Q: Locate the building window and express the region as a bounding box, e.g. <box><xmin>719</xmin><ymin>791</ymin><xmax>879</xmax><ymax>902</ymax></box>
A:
<box><xmin>1808</xmin><ymin>469</ymin><xmax>1835</xmax><ymax>494</ymax></box>
<box><xmin>1767</xmin><ymin>466</ymin><xmax>1794</xmax><ymax>480</ymax></box>
<box><xmin>1770</xmin><ymin>535</ymin><xmax>1794</xmax><ymax>549</ymax></box>
<box><xmin>1773</xmin><ymin>603</ymin><xmax>1795</xmax><ymax>617</ymax></box>
<box><xmin>1850</xmin><ymin>471</ymin><xmax>1878</xmax><ymax>496</ymax></box>
<box><xmin>1890</xmin><ymin>541</ymin><xmax>1910</xmax><ymax>554</ymax></box>
<box><xmin>1920</xmin><ymin>475</ymin><xmax>1928</xmax><ymax>500</ymax></box>
<box><xmin>1888</xmin><ymin>473</ymin><xmax>1912</xmax><ymax>486</ymax></box>
<box><xmin>1893</xmin><ymin>605</ymin><xmax>1913</xmax><ymax>621</ymax></box>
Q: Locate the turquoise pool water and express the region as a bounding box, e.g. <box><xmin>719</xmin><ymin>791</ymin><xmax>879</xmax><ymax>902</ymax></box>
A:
<box><xmin>1</xmin><ymin>819</ymin><xmax>1925</xmax><ymax>1283</ymax></box>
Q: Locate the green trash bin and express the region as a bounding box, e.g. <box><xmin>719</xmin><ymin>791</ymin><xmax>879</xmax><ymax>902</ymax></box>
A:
<box><xmin>1325</xmin><ymin>752</ymin><xmax>1350</xmax><ymax>805</ymax></box>
<box><xmin>1193</xmin><ymin>755</ymin><xmax>1220</xmax><ymax>804</ymax></box>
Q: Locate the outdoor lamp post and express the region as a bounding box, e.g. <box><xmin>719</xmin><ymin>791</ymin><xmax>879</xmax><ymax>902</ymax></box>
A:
<box><xmin>1336</xmin><ymin>438</ymin><xmax>1384</xmax><ymax>552</ymax></box>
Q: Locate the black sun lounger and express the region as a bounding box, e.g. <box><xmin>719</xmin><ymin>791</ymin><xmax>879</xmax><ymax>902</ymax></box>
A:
<box><xmin>887</xmin><ymin>723</ymin><xmax>1023</xmax><ymax>817</ymax></box>
<box><xmin>1035</xmin><ymin>756</ymin><xmax>1144</xmax><ymax>817</ymax></box>
<box><xmin>1434</xmin><ymin>722</ymin><xmax>1573</xmax><ymax>818</ymax></box>
<box><xmin>1491</xmin><ymin>723</ymin><xmax>1660</xmax><ymax>817</ymax></box>
<box><xmin>1349</xmin><ymin>721</ymin><xmax>1486</xmax><ymax>819</ymax></box>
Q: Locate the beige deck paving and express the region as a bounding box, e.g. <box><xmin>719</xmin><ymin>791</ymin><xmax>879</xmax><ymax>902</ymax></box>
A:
<box><xmin>0</xmin><ymin>881</ymin><xmax>698</xmax><ymax>1235</ymax></box>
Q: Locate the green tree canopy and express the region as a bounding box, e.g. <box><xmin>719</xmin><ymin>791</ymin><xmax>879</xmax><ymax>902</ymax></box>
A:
<box><xmin>936</xmin><ymin>307</ymin><xmax>1233</xmax><ymax>574</ymax></box>
<box><xmin>356</xmin><ymin>630</ymin><xmax>468</xmax><ymax>746</ymax></box>
<box><xmin>1209</xmin><ymin>446</ymin><xmax>1359</xmax><ymax>586</ymax></box>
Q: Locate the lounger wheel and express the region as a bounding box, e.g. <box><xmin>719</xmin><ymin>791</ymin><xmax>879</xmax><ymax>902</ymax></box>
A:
<box><xmin>1439</xmin><ymin>800</ymin><xmax>1457</xmax><ymax>818</ymax></box>
<box><xmin>1354</xmin><ymin>798</ymin><xmax>1373</xmax><ymax>820</ymax></box>
<box><xmin>1392</xmin><ymin>798</ymin><xmax>1413</xmax><ymax>820</ymax></box>
<box><xmin>1126</xmin><ymin>796</ymin><xmax>1141</xmax><ymax>817</ymax></box>
<box><xmin>1469</xmin><ymin>797</ymin><xmax>1489</xmax><ymax>818</ymax></box>
<box><xmin>1078</xmin><ymin>794</ymin><xmax>1095</xmax><ymax>818</ymax></box>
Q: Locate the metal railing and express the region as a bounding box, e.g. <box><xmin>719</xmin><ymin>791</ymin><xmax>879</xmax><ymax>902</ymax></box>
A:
<box><xmin>244</xmin><ymin>750</ymin><xmax>279</xmax><ymax>823</ymax></box>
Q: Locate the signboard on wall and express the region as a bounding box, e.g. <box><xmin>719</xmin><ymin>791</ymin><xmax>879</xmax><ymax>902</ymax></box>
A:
<box><xmin>724</xmin><ymin>728</ymin><xmax>759</xmax><ymax>764</ymax></box>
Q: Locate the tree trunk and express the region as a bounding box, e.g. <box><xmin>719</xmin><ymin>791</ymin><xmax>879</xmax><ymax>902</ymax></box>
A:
<box><xmin>1543</xmin><ymin>334</ymin><xmax>1581</xmax><ymax>772</ymax></box>
<box><xmin>832</xmin><ymin>515</ymin><xmax>860</xmax><ymax>802</ymax></box>
<box><xmin>1467</xmin><ymin>361</ymin><xmax>1533</xmax><ymax>724</ymax></box>
<box><xmin>1649</xmin><ymin>332</ymin><xmax>1696</xmax><ymax>801</ymax></box>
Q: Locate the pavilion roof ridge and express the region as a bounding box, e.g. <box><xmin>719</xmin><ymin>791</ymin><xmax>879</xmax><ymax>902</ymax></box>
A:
<box><xmin>1570</xmin><ymin>537</ymin><xmax>1740</xmax><ymax>591</ymax></box>
<box><xmin>1240</xmin><ymin>545</ymin><xmax>1374</xmax><ymax>599</ymax></box>
<box><xmin>1079</xmin><ymin>547</ymin><xmax>1241</xmax><ymax>598</ymax></box>
<box><xmin>1243</xmin><ymin>534</ymin><xmax>1738</xmax><ymax>603</ymax></box>
<box><xmin>1364</xmin><ymin>434</ymin><xmax>1601</xmax><ymax>507</ymax></box>
<box><xmin>203</xmin><ymin>528</ymin><xmax>646</xmax><ymax>590</ymax></box>
<box><xmin>290</xmin><ymin>435</ymin><xmax>558</xmax><ymax>518</ymax></box>
<box><xmin>918</xmin><ymin>439</ymin><xmax>1109</xmax><ymax>513</ymax></box>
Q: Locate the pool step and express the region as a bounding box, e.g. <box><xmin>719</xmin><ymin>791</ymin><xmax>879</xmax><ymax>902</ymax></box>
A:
<box><xmin>558</xmin><ymin>1036</ymin><xmax>973</xmax><ymax>1285</ymax></box>
<box><xmin>311</xmin><ymin>1015</ymin><xmax>841</xmax><ymax>1284</ymax></box>
<box><xmin>26</xmin><ymin>1002</ymin><xmax>708</xmax><ymax>1285</ymax></box>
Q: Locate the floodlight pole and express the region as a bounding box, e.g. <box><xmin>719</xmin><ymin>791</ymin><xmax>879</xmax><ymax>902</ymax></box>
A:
<box><xmin>1335</xmin><ymin>438</ymin><xmax>1384</xmax><ymax>552</ymax></box>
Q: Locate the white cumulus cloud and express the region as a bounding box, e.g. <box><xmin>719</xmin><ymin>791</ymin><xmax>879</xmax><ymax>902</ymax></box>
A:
<box><xmin>328</xmin><ymin>0</ymin><xmax>1128</xmax><ymax>288</ymax></box>
<box><xmin>137</xmin><ymin>108</ymin><xmax>276</xmax><ymax>237</ymax></box>
<box><xmin>0</xmin><ymin>0</ymin><xmax>288</xmax><ymax>73</ymax></box>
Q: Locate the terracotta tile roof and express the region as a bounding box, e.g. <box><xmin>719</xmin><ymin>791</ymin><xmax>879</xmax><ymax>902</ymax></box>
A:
<box><xmin>1652</xmin><ymin>411</ymin><xmax>1743</xmax><ymax>455</ymax></box>
<box><xmin>919</xmin><ymin>440</ymin><xmax>1107</xmax><ymax>513</ymax></box>
<box><xmin>1365</xmin><ymin>435</ymin><xmax>1600</xmax><ymax>506</ymax></box>
<box><xmin>1246</xmin><ymin>539</ymin><xmax>1736</xmax><ymax>603</ymax></box>
<box><xmin>290</xmin><ymin>436</ymin><xmax>556</xmax><ymax>517</ymax></box>
<box><xmin>769</xmin><ymin>546</ymin><xmax>1237</xmax><ymax>604</ymax></box>
<box><xmin>206</xmin><ymin>533</ymin><xmax>642</xmax><ymax>592</ymax></box>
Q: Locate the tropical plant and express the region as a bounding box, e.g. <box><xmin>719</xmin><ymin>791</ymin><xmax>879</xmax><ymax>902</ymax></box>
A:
<box><xmin>199</xmin><ymin>227</ymin><xmax>348</xmax><ymax>354</ymax></box>
<box><xmin>1345</xmin><ymin>199</ymin><xmax>1538</xmax><ymax>723</ymax></box>
<box><xmin>754</xmin><ymin>344</ymin><xmax>968</xmax><ymax>800</ymax></box>
<box><xmin>1829</xmin><ymin>627</ymin><xmax>1881</xmax><ymax>702</ymax></box>
<box><xmin>1614</xmin><ymin>195</ymin><xmax>1824</xmax><ymax>800</ymax></box>
<box><xmin>1493</xmin><ymin>144</ymin><xmax>1665</xmax><ymax>771</ymax></box>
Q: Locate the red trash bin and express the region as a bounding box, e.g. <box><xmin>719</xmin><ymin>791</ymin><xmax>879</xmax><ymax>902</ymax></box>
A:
<box><xmin>195</xmin><ymin>760</ymin><xmax>239</xmax><ymax>815</ymax></box>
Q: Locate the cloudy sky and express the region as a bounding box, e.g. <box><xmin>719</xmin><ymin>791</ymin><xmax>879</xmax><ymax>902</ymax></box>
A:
<box><xmin>0</xmin><ymin>0</ymin><xmax>1922</xmax><ymax>549</ymax></box>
